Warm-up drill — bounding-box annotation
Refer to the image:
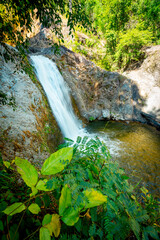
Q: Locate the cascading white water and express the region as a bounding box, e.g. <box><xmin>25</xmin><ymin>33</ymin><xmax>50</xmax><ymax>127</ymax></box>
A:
<box><xmin>31</xmin><ymin>55</ymin><xmax>85</xmax><ymax>140</ymax></box>
<box><xmin>30</xmin><ymin>55</ymin><xmax>120</xmax><ymax>155</ymax></box>
<box><xmin>29</xmin><ymin>55</ymin><xmax>160</xmax><ymax>195</ymax></box>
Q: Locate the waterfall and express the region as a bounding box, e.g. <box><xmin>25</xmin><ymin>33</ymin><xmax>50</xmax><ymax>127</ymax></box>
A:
<box><xmin>30</xmin><ymin>55</ymin><xmax>120</xmax><ymax>155</ymax></box>
<box><xmin>30</xmin><ymin>55</ymin><xmax>85</xmax><ymax>140</ymax></box>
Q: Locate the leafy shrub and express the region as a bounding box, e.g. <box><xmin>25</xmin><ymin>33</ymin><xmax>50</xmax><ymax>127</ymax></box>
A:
<box><xmin>114</xmin><ymin>28</ymin><xmax>153</xmax><ymax>70</ymax></box>
<box><xmin>0</xmin><ymin>137</ymin><xmax>160</xmax><ymax>239</ymax></box>
<box><xmin>105</xmin><ymin>30</ymin><xmax>119</xmax><ymax>55</ymax></box>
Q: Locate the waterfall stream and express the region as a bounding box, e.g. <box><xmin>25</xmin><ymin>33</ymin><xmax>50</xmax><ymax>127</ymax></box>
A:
<box><xmin>31</xmin><ymin>55</ymin><xmax>85</xmax><ymax>140</ymax></box>
<box><xmin>30</xmin><ymin>55</ymin><xmax>160</xmax><ymax>196</ymax></box>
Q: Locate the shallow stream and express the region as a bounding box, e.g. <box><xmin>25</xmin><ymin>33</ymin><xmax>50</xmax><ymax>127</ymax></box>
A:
<box><xmin>87</xmin><ymin>121</ymin><xmax>160</xmax><ymax>197</ymax></box>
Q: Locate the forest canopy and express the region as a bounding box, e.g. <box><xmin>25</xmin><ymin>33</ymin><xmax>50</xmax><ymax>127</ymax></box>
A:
<box><xmin>0</xmin><ymin>0</ymin><xmax>160</xmax><ymax>69</ymax></box>
<box><xmin>0</xmin><ymin>0</ymin><xmax>90</xmax><ymax>47</ymax></box>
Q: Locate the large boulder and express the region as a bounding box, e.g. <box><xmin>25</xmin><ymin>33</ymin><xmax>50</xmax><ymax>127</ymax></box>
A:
<box><xmin>123</xmin><ymin>45</ymin><xmax>160</xmax><ymax>128</ymax></box>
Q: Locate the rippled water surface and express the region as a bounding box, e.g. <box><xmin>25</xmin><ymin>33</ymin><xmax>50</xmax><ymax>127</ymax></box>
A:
<box><xmin>87</xmin><ymin>121</ymin><xmax>160</xmax><ymax>197</ymax></box>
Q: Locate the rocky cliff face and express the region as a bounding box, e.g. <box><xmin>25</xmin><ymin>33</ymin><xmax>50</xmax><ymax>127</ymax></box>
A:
<box><xmin>0</xmin><ymin>44</ymin><xmax>62</xmax><ymax>164</ymax></box>
<box><xmin>123</xmin><ymin>45</ymin><xmax>160</xmax><ymax>128</ymax></box>
<box><xmin>28</xmin><ymin>32</ymin><xmax>160</xmax><ymax>129</ymax></box>
<box><xmin>1</xmin><ymin>33</ymin><xmax>159</xmax><ymax>167</ymax></box>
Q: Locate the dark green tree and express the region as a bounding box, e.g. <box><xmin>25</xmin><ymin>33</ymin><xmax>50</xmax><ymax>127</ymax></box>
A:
<box><xmin>137</xmin><ymin>0</ymin><xmax>160</xmax><ymax>39</ymax></box>
<box><xmin>0</xmin><ymin>0</ymin><xmax>90</xmax><ymax>48</ymax></box>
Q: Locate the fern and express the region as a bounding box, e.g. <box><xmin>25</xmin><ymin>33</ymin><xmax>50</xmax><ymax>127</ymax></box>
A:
<box><xmin>104</xmin><ymin>211</ymin><xmax>115</xmax><ymax>235</ymax></box>
<box><xmin>129</xmin><ymin>217</ymin><xmax>141</xmax><ymax>240</ymax></box>
<box><xmin>136</xmin><ymin>210</ymin><xmax>149</xmax><ymax>223</ymax></box>
<box><xmin>90</xmin><ymin>208</ymin><xmax>98</xmax><ymax>222</ymax></box>
<box><xmin>142</xmin><ymin>226</ymin><xmax>160</xmax><ymax>240</ymax></box>
<box><xmin>96</xmin><ymin>228</ymin><xmax>104</xmax><ymax>240</ymax></box>
<box><xmin>89</xmin><ymin>223</ymin><xmax>96</xmax><ymax>237</ymax></box>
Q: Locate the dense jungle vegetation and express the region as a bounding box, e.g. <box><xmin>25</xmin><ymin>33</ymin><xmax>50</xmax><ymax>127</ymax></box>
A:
<box><xmin>1</xmin><ymin>0</ymin><xmax>160</xmax><ymax>70</ymax></box>
<box><xmin>0</xmin><ymin>0</ymin><xmax>160</xmax><ymax>239</ymax></box>
<box><xmin>64</xmin><ymin>0</ymin><xmax>160</xmax><ymax>71</ymax></box>
<box><xmin>0</xmin><ymin>137</ymin><xmax>160</xmax><ymax>240</ymax></box>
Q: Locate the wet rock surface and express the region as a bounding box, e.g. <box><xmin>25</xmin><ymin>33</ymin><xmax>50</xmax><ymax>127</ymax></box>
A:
<box><xmin>29</xmin><ymin>33</ymin><xmax>160</xmax><ymax>129</ymax></box>
<box><xmin>29</xmin><ymin>33</ymin><xmax>135</xmax><ymax>122</ymax></box>
<box><xmin>123</xmin><ymin>45</ymin><xmax>160</xmax><ymax>129</ymax></box>
<box><xmin>0</xmin><ymin>44</ymin><xmax>62</xmax><ymax>164</ymax></box>
<box><xmin>2</xmin><ymin>31</ymin><xmax>159</xmax><ymax>140</ymax></box>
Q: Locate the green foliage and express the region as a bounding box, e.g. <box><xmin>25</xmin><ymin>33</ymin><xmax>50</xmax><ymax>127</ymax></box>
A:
<box><xmin>62</xmin><ymin>0</ymin><xmax>159</xmax><ymax>71</ymax></box>
<box><xmin>15</xmin><ymin>157</ymin><xmax>38</xmax><ymax>188</ymax></box>
<box><xmin>3</xmin><ymin>202</ymin><xmax>26</xmax><ymax>216</ymax></box>
<box><xmin>59</xmin><ymin>184</ymin><xmax>72</xmax><ymax>216</ymax></box>
<box><xmin>28</xmin><ymin>203</ymin><xmax>41</xmax><ymax>214</ymax></box>
<box><xmin>136</xmin><ymin>0</ymin><xmax>160</xmax><ymax>39</ymax></box>
<box><xmin>0</xmin><ymin>90</ymin><xmax>16</xmax><ymax>110</ymax></box>
<box><xmin>0</xmin><ymin>0</ymin><xmax>91</xmax><ymax>50</ymax></box>
<box><xmin>40</xmin><ymin>227</ymin><xmax>51</xmax><ymax>240</ymax></box>
<box><xmin>114</xmin><ymin>28</ymin><xmax>153</xmax><ymax>69</ymax></box>
<box><xmin>41</xmin><ymin>147</ymin><xmax>73</xmax><ymax>175</ymax></box>
<box><xmin>0</xmin><ymin>137</ymin><xmax>160</xmax><ymax>239</ymax></box>
<box><xmin>89</xmin><ymin>116</ymin><xmax>95</xmax><ymax>122</ymax></box>
<box><xmin>83</xmin><ymin>188</ymin><xmax>107</xmax><ymax>208</ymax></box>
<box><xmin>36</xmin><ymin>179</ymin><xmax>56</xmax><ymax>191</ymax></box>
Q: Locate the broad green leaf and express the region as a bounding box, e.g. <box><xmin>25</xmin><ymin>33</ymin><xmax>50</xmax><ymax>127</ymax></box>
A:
<box><xmin>61</xmin><ymin>207</ymin><xmax>79</xmax><ymax>226</ymax></box>
<box><xmin>59</xmin><ymin>184</ymin><xmax>71</xmax><ymax>216</ymax></box>
<box><xmin>42</xmin><ymin>214</ymin><xmax>52</xmax><ymax>226</ymax></box>
<box><xmin>44</xmin><ymin>222</ymin><xmax>53</xmax><ymax>236</ymax></box>
<box><xmin>30</xmin><ymin>186</ymin><xmax>38</xmax><ymax>197</ymax></box>
<box><xmin>40</xmin><ymin>227</ymin><xmax>51</xmax><ymax>240</ymax></box>
<box><xmin>41</xmin><ymin>147</ymin><xmax>73</xmax><ymax>175</ymax></box>
<box><xmin>51</xmin><ymin>214</ymin><xmax>61</xmax><ymax>237</ymax></box>
<box><xmin>3</xmin><ymin>161</ymin><xmax>10</xmax><ymax>168</ymax></box>
<box><xmin>28</xmin><ymin>203</ymin><xmax>41</xmax><ymax>214</ymax></box>
<box><xmin>45</xmin><ymin>214</ymin><xmax>61</xmax><ymax>237</ymax></box>
<box><xmin>3</xmin><ymin>202</ymin><xmax>26</xmax><ymax>216</ymax></box>
<box><xmin>36</xmin><ymin>179</ymin><xmax>55</xmax><ymax>191</ymax></box>
<box><xmin>83</xmin><ymin>189</ymin><xmax>107</xmax><ymax>208</ymax></box>
<box><xmin>15</xmin><ymin>157</ymin><xmax>38</xmax><ymax>187</ymax></box>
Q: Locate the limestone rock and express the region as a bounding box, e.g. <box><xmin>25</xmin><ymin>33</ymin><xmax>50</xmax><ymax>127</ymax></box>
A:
<box><xmin>123</xmin><ymin>45</ymin><xmax>160</xmax><ymax>128</ymax></box>
<box><xmin>0</xmin><ymin>44</ymin><xmax>62</xmax><ymax>164</ymax></box>
<box><xmin>28</xmin><ymin>32</ymin><xmax>160</xmax><ymax>129</ymax></box>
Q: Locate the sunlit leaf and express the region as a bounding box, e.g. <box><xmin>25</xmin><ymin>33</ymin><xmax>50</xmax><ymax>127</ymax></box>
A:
<box><xmin>41</xmin><ymin>147</ymin><xmax>73</xmax><ymax>175</ymax></box>
<box><xmin>44</xmin><ymin>214</ymin><xmax>61</xmax><ymax>237</ymax></box>
<box><xmin>40</xmin><ymin>227</ymin><xmax>51</xmax><ymax>240</ymax></box>
<box><xmin>3</xmin><ymin>202</ymin><xmax>26</xmax><ymax>216</ymax></box>
<box><xmin>36</xmin><ymin>179</ymin><xmax>55</xmax><ymax>191</ymax></box>
<box><xmin>51</xmin><ymin>214</ymin><xmax>61</xmax><ymax>237</ymax></box>
<box><xmin>30</xmin><ymin>186</ymin><xmax>38</xmax><ymax>197</ymax></box>
<box><xmin>42</xmin><ymin>214</ymin><xmax>52</xmax><ymax>226</ymax></box>
<box><xmin>83</xmin><ymin>189</ymin><xmax>107</xmax><ymax>208</ymax></box>
<box><xmin>59</xmin><ymin>184</ymin><xmax>71</xmax><ymax>216</ymax></box>
<box><xmin>28</xmin><ymin>203</ymin><xmax>41</xmax><ymax>214</ymax></box>
<box><xmin>61</xmin><ymin>207</ymin><xmax>79</xmax><ymax>226</ymax></box>
<box><xmin>3</xmin><ymin>161</ymin><xmax>10</xmax><ymax>168</ymax></box>
<box><xmin>15</xmin><ymin>157</ymin><xmax>38</xmax><ymax>187</ymax></box>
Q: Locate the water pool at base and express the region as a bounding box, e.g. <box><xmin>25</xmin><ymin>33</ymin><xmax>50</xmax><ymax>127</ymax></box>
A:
<box><xmin>86</xmin><ymin>121</ymin><xmax>160</xmax><ymax>197</ymax></box>
<box><xmin>31</xmin><ymin>56</ymin><xmax>160</xmax><ymax>198</ymax></box>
